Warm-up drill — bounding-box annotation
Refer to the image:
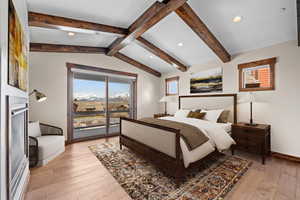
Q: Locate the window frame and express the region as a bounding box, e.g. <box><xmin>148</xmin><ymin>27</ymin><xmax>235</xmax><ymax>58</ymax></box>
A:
<box><xmin>165</xmin><ymin>76</ymin><xmax>179</xmax><ymax>96</ymax></box>
<box><xmin>238</xmin><ymin>57</ymin><xmax>276</xmax><ymax>92</ymax></box>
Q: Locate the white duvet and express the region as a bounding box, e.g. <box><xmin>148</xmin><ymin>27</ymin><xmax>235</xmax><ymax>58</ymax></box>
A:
<box><xmin>160</xmin><ymin>116</ymin><xmax>236</xmax><ymax>168</ymax></box>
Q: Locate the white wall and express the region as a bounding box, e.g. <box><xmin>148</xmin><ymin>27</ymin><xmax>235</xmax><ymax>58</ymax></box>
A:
<box><xmin>29</xmin><ymin>41</ymin><xmax>300</xmax><ymax>158</ymax></box>
<box><xmin>29</xmin><ymin>53</ymin><xmax>161</xmax><ymax>139</ymax></box>
<box><xmin>160</xmin><ymin>41</ymin><xmax>300</xmax><ymax>158</ymax></box>
<box><xmin>0</xmin><ymin>0</ymin><xmax>29</xmax><ymax>199</ymax></box>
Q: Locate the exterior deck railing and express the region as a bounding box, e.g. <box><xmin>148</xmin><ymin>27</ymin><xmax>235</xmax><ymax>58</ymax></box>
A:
<box><xmin>73</xmin><ymin>110</ymin><xmax>130</xmax><ymax>130</ymax></box>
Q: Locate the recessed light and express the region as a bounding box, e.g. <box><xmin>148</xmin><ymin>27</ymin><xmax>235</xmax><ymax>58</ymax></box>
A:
<box><xmin>233</xmin><ymin>16</ymin><xmax>242</xmax><ymax>23</ymax></box>
<box><xmin>177</xmin><ymin>42</ymin><xmax>183</xmax><ymax>47</ymax></box>
<box><xmin>149</xmin><ymin>55</ymin><xmax>154</xmax><ymax>59</ymax></box>
<box><xmin>68</xmin><ymin>32</ymin><xmax>75</xmax><ymax>36</ymax></box>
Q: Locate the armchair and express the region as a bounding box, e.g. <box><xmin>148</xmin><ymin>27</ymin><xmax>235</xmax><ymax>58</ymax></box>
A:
<box><xmin>29</xmin><ymin>122</ymin><xmax>65</xmax><ymax>167</ymax></box>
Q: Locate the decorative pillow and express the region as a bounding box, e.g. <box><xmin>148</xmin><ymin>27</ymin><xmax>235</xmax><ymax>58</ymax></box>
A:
<box><xmin>190</xmin><ymin>108</ymin><xmax>202</xmax><ymax>112</ymax></box>
<box><xmin>174</xmin><ymin>109</ymin><xmax>191</xmax><ymax>118</ymax></box>
<box><xmin>217</xmin><ymin>110</ymin><xmax>230</xmax><ymax>123</ymax></box>
<box><xmin>187</xmin><ymin>111</ymin><xmax>206</xmax><ymax>120</ymax></box>
<box><xmin>28</xmin><ymin>121</ymin><xmax>41</xmax><ymax>137</ymax></box>
<box><xmin>201</xmin><ymin>109</ymin><xmax>224</xmax><ymax>123</ymax></box>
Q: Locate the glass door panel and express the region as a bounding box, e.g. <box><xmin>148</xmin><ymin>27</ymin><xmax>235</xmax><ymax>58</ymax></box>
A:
<box><xmin>107</xmin><ymin>77</ymin><xmax>132</xmax><ymax>134</ymax></box>
<box><xmin>72</xmin><ymin>76</ymin><xmax>107</xmax><ymax>140</ymax></box>
<box><xmin>71</xmin><ymin>71</ymin><xmax>136</xmax><ymax>141</ymax></box>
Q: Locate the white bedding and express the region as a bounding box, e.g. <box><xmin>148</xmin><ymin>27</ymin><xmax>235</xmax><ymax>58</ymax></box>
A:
<box><xmin>159</xmin><ymin>116</ymin><xmax>235</xmax><ymax>168</ymax></box>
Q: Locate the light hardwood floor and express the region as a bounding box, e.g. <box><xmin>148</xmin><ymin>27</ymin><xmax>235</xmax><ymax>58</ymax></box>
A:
<box><xmin>25</xmin><ymin>137</ymin><xmax>300</xmax><ymax>200</ymax></box>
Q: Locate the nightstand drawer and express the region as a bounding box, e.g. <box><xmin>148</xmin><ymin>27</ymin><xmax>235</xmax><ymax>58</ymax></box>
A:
<box><xmin>247</xmin><ymin>143</ymin><xmax>261</xmax><ymax>153</ymax></box>
<box><xmin>234</xmin><ymin>141</ymin><xmax>261</xmax><ymax>154</ymax></box>
<box><xmin>232</xmin><ymin>127</ymin><xmax>266</xmax><ymax>138</ymax></box>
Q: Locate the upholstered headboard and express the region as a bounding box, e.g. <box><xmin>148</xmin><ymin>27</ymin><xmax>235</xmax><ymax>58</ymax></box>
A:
<box><xmin>179</xmin><ymin>94</ymin><xmax>237</xmax><ymax>123</ymax></box>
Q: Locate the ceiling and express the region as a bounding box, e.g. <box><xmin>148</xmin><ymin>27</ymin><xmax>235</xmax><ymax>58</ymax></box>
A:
<box><xmin>28</xmin><ymin>0</ymin><xmax>297</xmax><ymax>74</ymax></box>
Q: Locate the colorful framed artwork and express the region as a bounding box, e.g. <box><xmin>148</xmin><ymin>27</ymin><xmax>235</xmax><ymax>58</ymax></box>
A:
<box><xmin>190</xmin><ymin>68</ymin><xmax>223</xmax><ymax>93</ymax></box>
<box><xmin>8</xmin><ymin>0</ymin><xmax>28</xmax><ymax>91</ymax></box>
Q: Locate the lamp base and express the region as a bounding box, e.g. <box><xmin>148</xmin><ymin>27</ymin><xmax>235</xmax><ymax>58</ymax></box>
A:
<box><xmin>245</xmin><ymin>123</ymin><xmax>258</xmax><ymax>126</ymax></box>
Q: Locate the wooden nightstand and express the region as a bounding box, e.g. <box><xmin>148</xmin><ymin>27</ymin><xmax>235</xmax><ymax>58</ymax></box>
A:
<box><xmin>153</xmin><ymin>113</ymin><xmax>172</xmax><ymax>118</ymax></box>
<box><xmin>231</xmin><ymin>123</ymin><xmax>271</xmax><ymax>164</ymax></box>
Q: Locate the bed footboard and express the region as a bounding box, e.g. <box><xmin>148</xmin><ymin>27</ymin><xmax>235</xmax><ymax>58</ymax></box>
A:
<box><xmin>120</xmin><ymin>117</ymin><xmax>184</xmax><ymax>181</ymax></box>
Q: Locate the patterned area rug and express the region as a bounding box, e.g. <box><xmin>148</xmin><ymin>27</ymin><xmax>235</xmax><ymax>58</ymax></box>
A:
<box><xmin>89</xmin><ymin>142</ymin><xmax>251</xmax><ymax>200</ymax></box>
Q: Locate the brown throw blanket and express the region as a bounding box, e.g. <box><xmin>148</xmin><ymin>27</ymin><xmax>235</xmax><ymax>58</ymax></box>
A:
<box><xmin>139</xmin><ymin>118</ymin><xmax>209</xmax><ymax>151</ymax></box>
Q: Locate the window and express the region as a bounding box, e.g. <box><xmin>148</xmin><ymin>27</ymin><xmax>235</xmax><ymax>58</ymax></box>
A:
<box><xmin>238</xmin><ymin>57</ymin><xmax>276</xmax><ymax>92</ymax></box>
<box><xmin>165</xmin><ymin>77</ymin><xmax>179</xmax><ymax>96</ymax></box>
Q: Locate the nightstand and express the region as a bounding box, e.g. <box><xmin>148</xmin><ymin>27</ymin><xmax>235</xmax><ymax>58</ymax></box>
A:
<box><xmin>153</xmin><ymin>113</ymin><xmax>172</xmax><ymax>118</ymax></box>
<box><xmin>231</xmin><ymin>123</ymin><xmax>271</xmax><ymax>164</ymax></box>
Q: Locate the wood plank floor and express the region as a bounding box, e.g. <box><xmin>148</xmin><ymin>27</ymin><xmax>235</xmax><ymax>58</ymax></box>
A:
<box><xmin>25</xmin><ymin>137</ymin><xmax>300</xmax><ymax>200</ymax></box>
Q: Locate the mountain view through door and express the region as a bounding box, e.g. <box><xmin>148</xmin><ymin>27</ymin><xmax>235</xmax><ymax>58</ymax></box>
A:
<box><xmin>72</xmin><ymin>73</ymin><xmax>135</xmax><ymax>141</ymax></box>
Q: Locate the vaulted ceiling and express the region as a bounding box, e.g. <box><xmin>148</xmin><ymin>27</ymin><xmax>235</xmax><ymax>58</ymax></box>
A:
<box><xmin>28</xmin><ymin>0</ymin><xmax>297</xmax><ymax>76</ymax></box>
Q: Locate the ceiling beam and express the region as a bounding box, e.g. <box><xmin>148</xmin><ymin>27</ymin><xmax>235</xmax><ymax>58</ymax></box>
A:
<box><xmin>30</xmin><ymin>43</ymin><xmax>108</xmax><ymax>54</ymax></box>
<box><xmin>297</xmin><ymin>0</ymin><xmax>300</xmax><ymax>46</ymax></box>
<box><xmin>114</xmin><ymin>53</ymin><xmax>161</xmax><ymax>77</ymax></box>
<box><xmin>106</xmin><ymin>0</ymin><xmax>187</xmax><ymax>56</ymax></box>
<box><xmin>28</xmin><ymin>12</ymin><xmax>128</xmax><ymax>36</ymax></box>
<box><xmin>30</xmin><ymin>43</ymin><xmax>161</xmax><ymax>77</ymax></box>
<box><xmin>29</xmin><ymin>11</ymin><xmax>188</xmax><ymax>72</ymax></box>
<box><xmin>175</xmin><ymin>3</ymin><xmax>231</xmax><ymax>62</ymax></box>
<box><xmin>128</xmin><ymin>2</ymin><xmax>165</xmax><ymax>32</ymax></box>
<box><xmin>135</xmin><ymin>37</ymin><xmax>188</xmax><ymax>72</ymax></box>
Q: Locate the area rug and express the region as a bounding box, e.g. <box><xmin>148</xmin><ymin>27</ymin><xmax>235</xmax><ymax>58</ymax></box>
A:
<box><xmin>89</xmin><ymin>142</ymin><xmax>251</xmax><ymax>200</ymax></box>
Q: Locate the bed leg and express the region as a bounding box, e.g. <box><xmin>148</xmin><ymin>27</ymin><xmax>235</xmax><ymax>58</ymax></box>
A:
<box><xmin>175</xmin><ymin>178</ymin><xmax>180</xmax><ymax>188</ymax></box>
<box><xmin>174</xmin><ymin>166</ymin><xmax>184</xmax><ymax>188</ymax></box>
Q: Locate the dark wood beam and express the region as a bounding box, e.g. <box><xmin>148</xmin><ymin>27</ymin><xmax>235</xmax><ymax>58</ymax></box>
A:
<box><xmin>175</xmin><ymin>3</ymin><xmax>231</xmax><ymax>62</ymax></box>
<box><xmin>29</xmin><ymin>11</ymin><xmax>187</xmax><ymax>72</ymax></box>
<box><xmin>114</xmin><ymin>53</ymin><xmax>161</xmax><ymax>77</ymax></box>
<box><xmin>28</xmin><ymin>12</ymin><xmax>128</xmax><ymax>36</ymax></box>
<box><xmin>128</xmin><ymin>2</ymin><xmax>165</xmax><ymax>32</ymax></box>
<box><xmin>136</xmin><ymin>37</ymin><xmax>188</xmax><ymax>72</ymax></box>
<box><xmin>107</xmin><ymin>0</ymin><xmax>187</xmax><ymax>56</ymax></box>
<box><xmin>30</xmin><ymin>43</ymin><xmax>108</xmax><ymax>54</ymax></box>
<box><xmin>297</xmin><ymin>0</ymin><xmax>300</xmax><ymax>46</ymax></box>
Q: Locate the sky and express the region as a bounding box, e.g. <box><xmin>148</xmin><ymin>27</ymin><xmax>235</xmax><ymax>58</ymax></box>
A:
<box><xmin>74</xmin><ymin>79</ymin><xmax>130</xmax><ymax>99</ymax></box>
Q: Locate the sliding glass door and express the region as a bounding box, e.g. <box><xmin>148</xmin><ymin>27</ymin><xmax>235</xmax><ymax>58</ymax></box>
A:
<box><xmin>108</xmin><ymin>77</ymin><xmax>134</xmax><ymax>134</ymax></box>
<box><xmin>71</xmin><ymin>71</ymin><xmax>136</xmax><ymax>141</ymax></box>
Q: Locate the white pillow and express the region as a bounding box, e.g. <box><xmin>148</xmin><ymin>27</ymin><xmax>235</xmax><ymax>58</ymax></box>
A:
<box><xmin>174</xmin><ymin>109</ymin><xmax>191</xmax><ymax>118</ymax></box>
<box><xmin>28</xmin><ymin>121</ymin><xmax>41</xmax><ymax>137</ymax></box>
<box><xmin>201</xmin><ymin>109</ymin><xmax>224</xmax><ymax>123</ymax></box>
<box><xmin>205</xmin><ymin>127</ymin><xmax>236</xmax><ymax>152</ymax></box>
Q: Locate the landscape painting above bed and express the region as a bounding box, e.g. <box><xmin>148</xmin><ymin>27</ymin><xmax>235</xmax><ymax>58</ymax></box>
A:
<box><xmin>190</xmin><ymin>68</ymin><xmax>223</xmax><ymax>93</ymax></box>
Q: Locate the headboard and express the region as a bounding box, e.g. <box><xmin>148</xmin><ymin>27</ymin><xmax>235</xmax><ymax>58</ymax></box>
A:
<box><xmin>179</xmin><ymin>94</ymin><xmax>237</xmax><ymax>123</ymax></box>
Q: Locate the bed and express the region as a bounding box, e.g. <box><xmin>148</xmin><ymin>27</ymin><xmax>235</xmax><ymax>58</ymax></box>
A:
<box><xmin>119</xmin><ymin>94</ymin><xmax>237</xmax><ymax>184</ymax></box>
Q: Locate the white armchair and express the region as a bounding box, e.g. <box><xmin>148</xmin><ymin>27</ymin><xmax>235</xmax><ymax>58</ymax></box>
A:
<box><xmin>28</xmin><ymin>121</ymin><xmax>65</xmax><ymax>167</ymax></box>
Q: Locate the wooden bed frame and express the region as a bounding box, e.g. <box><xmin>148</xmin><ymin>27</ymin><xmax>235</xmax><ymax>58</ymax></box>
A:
<box><xmin>119</xmin><ymin>94</ymin><xmax>237</xmax><ymax>184</ymax></box>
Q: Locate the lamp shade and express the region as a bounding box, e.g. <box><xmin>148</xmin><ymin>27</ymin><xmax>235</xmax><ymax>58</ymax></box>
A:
<box><xmin>36</xmin><ymin>91</ymin><xmax>47</xmax><ymax>102</ymax></box>
<box><xmin>160</xmin><ymin>96</ymin><xmax>168</xmax><ymax>103</ymax></box>
<box><xmin>159</xmin><ymin>96</ymin><xmax>177</xmax><ymax>103</ymax></box>
<box><xmin>30</xmin><ymin>89</ymin><xmax>47</xmax><ymax>102</ymax></box>
<box><xmin>238</xmin><ymin>92</ymin><xmax>256</xmax><ymax>103</ymax></box>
